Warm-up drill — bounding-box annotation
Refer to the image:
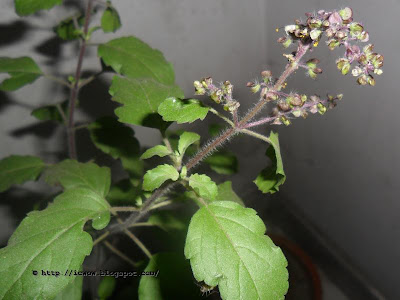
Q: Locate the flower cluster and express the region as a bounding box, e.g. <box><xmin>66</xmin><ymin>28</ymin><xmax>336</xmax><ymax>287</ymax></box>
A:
<box><xmin>194</xmin><ymin>77</ymin><xmax>240</xmax><ymax>112</ymax></box>
<box><xmin>270</xmin><ymin>93</ymin><xmax>343</xmax><ymax>126</ymax></box>
<box><xmin>277</xmin><ymin>7</ymin><xmax>383</xmax><ymax>85</ymax></box>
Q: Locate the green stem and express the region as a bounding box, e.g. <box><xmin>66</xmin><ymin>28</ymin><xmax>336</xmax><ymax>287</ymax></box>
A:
<box><xmin>240</xmin><ymin>129</ymin><xmax>271</xmax><ymax>143</ymax></box>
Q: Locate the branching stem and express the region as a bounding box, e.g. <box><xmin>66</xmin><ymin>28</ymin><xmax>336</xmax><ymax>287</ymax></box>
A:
<box><xmin>111</xmin><ymin>42</ymin><xmax>310</xmax><ymax>233</ymax></box>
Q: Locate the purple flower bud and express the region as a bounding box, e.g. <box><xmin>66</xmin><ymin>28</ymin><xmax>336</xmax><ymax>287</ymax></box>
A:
<box><xmin>329</xmin><ymin>12</ymin><xmax>343</xmax><ymax>24</ymax></box>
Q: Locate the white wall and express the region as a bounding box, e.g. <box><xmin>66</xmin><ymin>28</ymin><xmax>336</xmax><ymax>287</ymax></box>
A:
<box><xmin>264</xmin><ymin>0</ymin><xmax>400</xmax><ymax>299</ymax></box>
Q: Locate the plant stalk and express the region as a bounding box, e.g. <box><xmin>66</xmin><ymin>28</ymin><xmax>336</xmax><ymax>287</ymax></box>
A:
<box><xmin>67</xmin><ymin>0</ymin><xmax>94</xmax><ymax>159</ymax></box>
<box><xmin>112</xmin><ymin>42</ymin><xmax>310</xmax><ymax>233</ymax></box>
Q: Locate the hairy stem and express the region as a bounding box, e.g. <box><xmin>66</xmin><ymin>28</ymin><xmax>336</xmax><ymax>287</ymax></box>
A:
<box><xmin>112</xmin><ymin>42</ymin><xmax>310</xmax><ymax>233</ymax></box>
<box><xmin>67</xmin><ymin>0</ymin><xmax>94</xmax><ymax>159</ymax></box>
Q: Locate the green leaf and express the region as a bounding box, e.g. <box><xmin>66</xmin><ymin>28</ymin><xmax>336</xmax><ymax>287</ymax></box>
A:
<box><xmin>98</xmin><ymin>36</ymin><xmax>175</xmax><ymax>85</ymax></box>
<box><xmin>141</xmin><ymin>145</ymin><xmax>171</xmax><ymax>160</ymax></box>
<box><xmin>54</xmin><ymin>275</ymin><xmax>83</xmax><ymax>300</ymax></box>
<box><xmin>158</xmin><ymin>97</ymin><xmax>209</xmax><ymax>124</ymax></box>
<box><xmin>98</xmin><ymin>276</ymin><xmax>116</xmax><ymax>300</ymax></box>
<box><xmin>0</xmin><ymin>57</ymin><xmax>42</xmax><ymax>91</ymax></box>
<box><xmin>45</xmin><ymin>160</ymin><xmax>111</xmax><ymax>197</ymax></box>
<box><xmin>204</xmin><ymin>151</ymin><xmax>238</xmax><ymax>175</ymax></box>
<box><xmin>109</xmin><ymin>76</ymin><xmax>183</xmax><ymax>129</ymax></box>
<box><xmin>54</xmin><ymin>15</ymin><xmax>85</xmax><ymax>40</ymax></box>
<box><xmin>88</xmin><ymin>116</ymin><xmax>140</xmax><ymax>159</ymax></box>
<box><xmin>31</xmin><ymin>100</ymin><xmax>68</xmax><ymax>123</ymax></box>
<box><xmin>121</xmin><ymin>156</ymin><xmax>145</xmax><ymax>181</ymax></box>
<box><xmin>0</xmin><ymin>155</ymin><xmax>45</xmax><ymax>192</ymax></box>
<box><xmin>184</xmin><ymin>201</ymin><xmax>288</xmax><ymax>300</ymax></box>
<box><xmin>188</xmin><ymin>174</ymin><xmax>218</xmax><ymax>201</ymax></box>
<box><xmin>143</xmin><ymin>164</ymin><xmax>179</xmax><ymax>191</ymax></box>
<box><xmin>148</xmin><ymin>211</ymin><xmax>187</xmax><ymax>233</ymax></box>
<box><xmin>216</xmin><ymin>181</ymin><xmax>244</xmax><ymax>206</ymax></box>
<box><xmin>15</xmin><ymin>0</ymin><xmax>62</xmax><ymax>16</ymax></box>
<box><xmin>254</xmin><ymin>131</ymin><xmax>286</xmax><ymax>194</ymax></box>
<box><xmin>107</xmin><ymin>179</ymin><xmax>140</xmax><ymax>206</ymax></box>
<box><xmin>101</xmin><ymin>7</ymin><xmax>121</xmax><ymax>33</ymax></box>
<box><xmin>178</xmin><ymin>132</ymin><xmax>200</xmax><ymax>156</ymax></box>
<box><xmin>138</xmin><ymin>252</ymin><xmax>202</xmax><ymax>300</ymax></box>
<box><xmin>0</xmin><ymin>187</ymin><xmax>111</xmax><ymax>299</ymax></box>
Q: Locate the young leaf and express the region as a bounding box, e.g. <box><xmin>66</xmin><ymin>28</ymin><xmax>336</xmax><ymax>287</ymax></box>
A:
<box><xmin>88</xmin><ymin>116</ymin><xmax>140</xmax><ymax>159</ymax></box>
<box><xmin>142</xmin><ymin>164</ymin><xmax>179</xmax><ymax>191</ymax></box>
<box><xmin>158</xmin><ymin>97</ymin><xmax>209</xmax><ymax>124</ymax></box>
<box><xmin>216</xmin><ymin>181</ymin><xmax>244</xmax><ymax>206</ymax></box>
<box><xmin>138</xmin><ymin>252</ymin><xmax>202</xmax><ymax>300</ymax></box>
<box><xmin>109</xmin><ymin>76</ymin><xmax>183</xmax><ymax>128</ymax></box>
<box><xmin>204</xmin><ymin>151</ymin><xmax>238</xmax><ymax>175</ymax></box>
<box><xmin>184</xmin><ymin>201</ymin><xmax>288</xmax><ymax>300</ymax></box>
<box><xmin>98</xmin><ymin>36</ymin><xmax>175</xmax><ymax>85</ymax></box>
<box><xmin>0</xmin><ymin>187</ymin><xmax>111</xmax><ymax>299</ymax></box>
<box><xmin>45</xmin><ymin>160</ymin><xmax>111</xmax><ymax>197</ymax></box>
<box><xmin>54</xmin><ymin>275</ymin><xmax>83</xmax><ymax>300</ymax></box>
<box><xmin>0</xmin><ymin>57</ymin><xmax>42</xmax><ymax>91</ymax></box>
<box><xmin>101</xmin><ymin>7</ymin><xmax>121</xmax><ymax>33</ymax></box>
<box><xmin>31</xmin><ymin>100</ymin><xmax>68</xmax><ymax>123</ymax></box>
<box><xmin>188</xmin><ymin>174</ymin><xmax>218</xmax><ymax>201</ymax></box>
<box><xmin>178</xmin><ymin>132</ymin><xmax>200</xmax><ymax>156</ymax></box>
<box><xmin>141</xmin><ymin>145</ymin><xmax>171</xmax><ymax>160</ymax></box>
<box><xmin>0</xmin><ymin>155</ymin><xmax>45</xmax><ymax>192</ymax></box>
<box><xmin>15</xmin><ymin>0</ymin><xmax>62</xmax><ymax>16</ymax></box>
<box><xmin>98</xmin><ymin>276</ymin><xmax>116</xmax><ymax>300</ymax></box>
<box><xmin>54</xmin><ymin>15</ymin><xmax>85</xmax><ymax>40</ymax></box>
<box><xmin>254</xmin><ymin>131</ymin><xmax>286</xmax><ymax>194</ymax></box>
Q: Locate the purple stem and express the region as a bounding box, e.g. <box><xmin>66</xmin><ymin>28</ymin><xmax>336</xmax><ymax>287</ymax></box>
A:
<box><xmin>67</xmin><ymin>0</ymin><xmax>94</xmax><ymax>160</ymax></box>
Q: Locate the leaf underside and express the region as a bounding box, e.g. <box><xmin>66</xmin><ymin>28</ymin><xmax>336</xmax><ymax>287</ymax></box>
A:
<box><xmin>185</xmin><ymin>201</ymin><xmax>288</xmax><ymax>300</ymax></box>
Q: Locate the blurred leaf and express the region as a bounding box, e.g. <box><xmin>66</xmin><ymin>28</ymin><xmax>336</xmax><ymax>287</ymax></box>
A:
<box><xmin>15</xmin><ymin>0</ymin><xmax>62</xmax><ymax>16</ymax></box>
<box><xmin>188</xmin><ymin>173</ymin><xmax>217</xmax><ymax>201</ymax></box>
<box><xmin>101</xmin><ymin>7</ymin><xmax>121</xmax><ymax>33</ymax></box>
<box><xmin>98</xmin><ymin>276</ymin><xmax>116</xmax><ymax>300</ymax></box>
<box><xmin>254</xmin><ymin>131</ymin><xmax>286</xmax><ymax>194</ymax></box>
<box><xmin>138</xmin><ymin>252</ymin><xmax>202</xmax><ymax>300</ymax></box>
<box><xmin>204</xmin><ymin>151</ymin><xmax>238</xmax><ymax>175</ymax></box>
<box><xmin>178</xmin><ymin>132</ymin><xmax>200</xmax><ymax>156</ymax></box>
<box><xmin>143</xmin><ymin>164</ymin><xmax>179</xmax><ymax>191</ymax></box>
<box><xmin>54</xmin><ymin>15</ymin><xmax>84</xmax><ymax>40</ymax></box>
<box><xmin>107</xmin><ymin>179</ymin><xmax>141</xmax><ymax>206</ymax></box>
<box><xmin>141</xmin><ymin>145</ymin><xmax>171</xmax><ymax>160</ymax></box>
<box><xmin>158</xmin><ymin>98</ymin><xmax>209</xmax><ymax>124</ymax></box>
<box><xmin>148</xmin><ymin>211</ymin><xmax>187</xmax><ymax>233</ymax></box>
<box><xmin>0</xmin><ymin>57</ymin><xmax>42</xmax><ymax>91</ymax></box>
<box><xmin>0</xmin><ymin>155</ymin><xmax>45</xmax><ymax>192</ymax></box>
<box><xmin>185</xmin><ymin>201</ymin><xmax>288</xmax><ymax>300</ymax></box>
<box><xmin>215</xmin><ymin>181</ymin><xmax>244</xmax><ymax>206</ymax></box>
<box><xmin>88</xmin><ymin>116</ymin><xmax>140</xmax><ymax>159</ymax></box>
<box><xmin>208</xmin><ymin>123</ymin><xmax>225</xmax><ymax>137</ymax></box>
<box><xmin>45</xmin><ymin>159</ymin><xmax>111</xmax><ymax>197</ymax></box>
<box><xmin>31</xmin><ymin>100</ymin><xmax>68</xmax><ymax>123</ymax></box>
<box><xmin>0</xmin><ymin>187</ymin><xmax>110</xmax><ymax>299</ymax></box>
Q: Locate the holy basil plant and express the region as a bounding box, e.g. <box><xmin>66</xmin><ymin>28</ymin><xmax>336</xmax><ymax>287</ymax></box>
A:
<box><xmin>0</xmin><ymin>1</ymin><xmax>383</xmax><ymax>299</ymax></box>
